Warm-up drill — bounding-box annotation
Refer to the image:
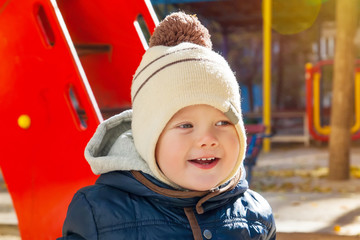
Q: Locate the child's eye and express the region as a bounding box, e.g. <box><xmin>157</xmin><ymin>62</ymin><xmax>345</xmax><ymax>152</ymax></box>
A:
<box><xmin>216</xmin><ymin>121</ymin><xmax>231</xmax><ymax>126</ymax></box>
<box><xmin>178</xmin><ymin>123</ymin><xmax>193</xmax><ymax>129</ymax></box>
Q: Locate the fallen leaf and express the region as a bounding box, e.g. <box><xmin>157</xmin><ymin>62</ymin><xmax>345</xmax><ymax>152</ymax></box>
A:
<box><xmin>310</xmin><ymin>167</ymin><xmax>328</xmax><ymax>178</ymax></box>
<box><xmin>333</xmin><ymin>225</ymin><xmax>341</xmax><ymax>233</ymax></box>
<box><xmin>350</xmin><ymin>166</ymin><xmax>360</xmax><ymax>178</ymax></box>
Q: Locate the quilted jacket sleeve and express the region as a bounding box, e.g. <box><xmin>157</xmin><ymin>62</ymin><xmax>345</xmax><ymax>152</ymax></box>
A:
<box><xmin>264</xmin><ymin>205</ymin><xmax>277</xmax><ymax>240</ymax></box>
<box><xmin>267</xmin><ymin>215</ymin><xmax>276</xmax><ymax>240</ymax></box>
<box><xmin>57</xmin><ymin>191</ymin><xmax>98</xmax><ymax>240</ymax></box>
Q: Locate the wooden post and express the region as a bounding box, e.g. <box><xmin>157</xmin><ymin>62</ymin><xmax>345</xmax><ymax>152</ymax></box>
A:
<box><xmin>328</xmin><ymin>0</ymin><xmax>358</xmax><ymax>180</ymax></box>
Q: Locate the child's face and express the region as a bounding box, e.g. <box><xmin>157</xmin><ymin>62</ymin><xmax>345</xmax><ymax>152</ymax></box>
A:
<box><xmin>155</xmin><ymin>104</ymin><xmax>240</xmax><ymax>191</ymax></box>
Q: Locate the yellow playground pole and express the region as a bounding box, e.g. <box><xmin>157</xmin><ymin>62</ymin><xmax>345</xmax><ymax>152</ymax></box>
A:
<box><xmin>263</xmin><ymin>0</ymin><xmax>272</xmax><ymax>152</ymax></box>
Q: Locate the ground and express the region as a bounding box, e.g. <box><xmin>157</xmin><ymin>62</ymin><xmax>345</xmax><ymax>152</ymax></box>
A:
<box><xmin>252</xmin><ymin>146</ymin><xmax>360</xmax><ymax>238</ymax></box>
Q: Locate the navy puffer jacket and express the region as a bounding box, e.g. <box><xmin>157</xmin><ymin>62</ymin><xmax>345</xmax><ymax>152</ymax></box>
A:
<box><xmin>59</xmin><ymin>170</ymin><xmax>275</xmax><ymax>239</ymax></box>
<box><xmin>58</xmin><ymin>111</ymin><xmax>276</xmax><ymax>239</ymax></box>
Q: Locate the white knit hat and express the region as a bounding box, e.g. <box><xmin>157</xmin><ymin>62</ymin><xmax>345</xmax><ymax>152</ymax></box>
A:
<box><xmin>131</xmin><ymin>13</ymin><xmax>246</xmax><ymax>188</ymax></box>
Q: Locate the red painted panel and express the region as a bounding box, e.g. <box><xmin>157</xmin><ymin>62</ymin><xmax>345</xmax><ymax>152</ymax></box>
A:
<box><xmin>0</xmin><ymin>0</ymin><xmax>156</xmax><ymax>239</ymax></box>
<box><xmin>57</xmin><ymin>0</ymin><xmax>157</xmax><ymax>113</ymax></box>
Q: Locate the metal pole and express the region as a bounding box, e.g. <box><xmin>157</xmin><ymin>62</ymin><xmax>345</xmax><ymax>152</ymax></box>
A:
<box><xmin>263</xmin><ymin>0</ymin><xmax>272</xmax><ymax>152</ymax></box>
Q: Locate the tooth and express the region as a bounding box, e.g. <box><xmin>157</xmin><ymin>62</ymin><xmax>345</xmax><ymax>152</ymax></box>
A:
<box><xmin>195</xmin><ymin>158</ymin><xmax>215</xmax><ymax>161</ymax></box>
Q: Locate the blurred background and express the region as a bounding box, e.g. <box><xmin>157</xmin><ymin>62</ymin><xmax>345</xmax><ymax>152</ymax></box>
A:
<box><xmin>0</xmin><ymin>0</ymin><xmax>359</xmax><ymax>239</ymax></box>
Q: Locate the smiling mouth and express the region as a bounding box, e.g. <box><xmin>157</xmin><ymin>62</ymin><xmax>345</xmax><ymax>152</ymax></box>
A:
<box><xmin>189</xmin><ymin>157</ymin><xmax>220</xmax><ymax>169</ymax></box>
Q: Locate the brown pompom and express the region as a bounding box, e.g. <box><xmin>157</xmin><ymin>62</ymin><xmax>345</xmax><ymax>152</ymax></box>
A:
<box><xmin>149</xmin><ymin>12</ymin><xmax>212</xmax><ymax>49</ymax></box>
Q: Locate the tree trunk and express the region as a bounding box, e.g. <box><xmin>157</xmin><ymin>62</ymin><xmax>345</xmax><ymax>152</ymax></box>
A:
<box><xmin>328</xmin><ymin>0</ymin><xmax>358</xmax><ymax>180</ymax></box>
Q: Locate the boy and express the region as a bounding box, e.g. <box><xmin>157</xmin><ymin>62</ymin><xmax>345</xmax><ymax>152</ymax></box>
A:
<box><xmin>59</xmin><ymin>12</ymin><xmax>276</xmax><ymax>240</ymax></box>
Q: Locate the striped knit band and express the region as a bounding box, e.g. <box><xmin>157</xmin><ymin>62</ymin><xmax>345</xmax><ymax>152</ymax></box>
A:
<box><xmin>131</xmin><ymin>42</ymin><xmax>247</xmax><ymax>188</ymax></box>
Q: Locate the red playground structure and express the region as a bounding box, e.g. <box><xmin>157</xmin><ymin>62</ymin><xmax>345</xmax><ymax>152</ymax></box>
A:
<box><xmin>305</xmin><ymin>60</ymin><xmax>360</xmax><ymax>142</ymax></box>
<box><xmin>0</xmin><ymin>0</ymin><xmax>157</xmax><ymax>238</ymax></box>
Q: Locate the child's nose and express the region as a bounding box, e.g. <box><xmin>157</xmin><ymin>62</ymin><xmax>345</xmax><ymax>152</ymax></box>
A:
<box><xmin>198</xmin><ymin>130</ymin><xmax>219</xmax><ymax>148</ymax></box>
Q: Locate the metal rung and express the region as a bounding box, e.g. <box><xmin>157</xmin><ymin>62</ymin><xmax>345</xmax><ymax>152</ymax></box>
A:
<box><xmin>74</xmin><ymin>44</ymin><xmax>112</xmax><ymax>56</ymax></box>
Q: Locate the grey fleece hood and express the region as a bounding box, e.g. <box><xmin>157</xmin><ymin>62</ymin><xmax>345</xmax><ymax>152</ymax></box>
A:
<box><xmin>85</xmin><ymin>110</ymin><xmax>153</xmax><ymax>176</ymax></box>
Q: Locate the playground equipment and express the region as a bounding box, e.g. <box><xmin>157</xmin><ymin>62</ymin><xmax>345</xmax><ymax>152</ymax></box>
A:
<box><xmin>243</xmin><ymin>124</ymin><xmax>266</xmax><ymax>183</ymax></box>
<box><xmin>0</xmin><ymin>0</ymin><xmax>157</xmax><ymax>239</ymax></box>
<box><xmin>262</xmin><ymin>0</ymin><xmax>272</xmax><ymax>151</ymax></box>
<box><xmin>305</xmin><ymin>60</ymin><xmax>360</xmax><ymax>141</ymax></box>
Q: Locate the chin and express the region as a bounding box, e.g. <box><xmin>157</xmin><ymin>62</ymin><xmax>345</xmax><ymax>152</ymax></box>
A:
<box><xmin>185</xmin><ymin>182</ymin><xmax>217</xmax><ymax>192</ymax></box>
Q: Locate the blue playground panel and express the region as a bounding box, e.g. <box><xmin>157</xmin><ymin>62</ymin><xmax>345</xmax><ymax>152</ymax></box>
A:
<box><xmin>240</xmin><ymin>84</ymin><xmax>263</xmax><ymax>114</ymax></box>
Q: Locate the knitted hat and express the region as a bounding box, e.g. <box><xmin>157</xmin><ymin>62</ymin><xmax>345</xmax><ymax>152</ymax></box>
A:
<box><xmin>131</xmin><ymin>12</ymin><xmax>246</xmax><ymax>188</ymax></box>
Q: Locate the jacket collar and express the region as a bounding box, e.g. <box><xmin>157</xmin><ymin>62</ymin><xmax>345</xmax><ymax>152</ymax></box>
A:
<box><xmin>131</xmin><ymin>170</ymin><xmax>243</xmax><ymax>214</ymax></box>
<box><xmin>96</xmin><ymin>169</ymin><xmax>248</xmax><ymax>214</ymax></box>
